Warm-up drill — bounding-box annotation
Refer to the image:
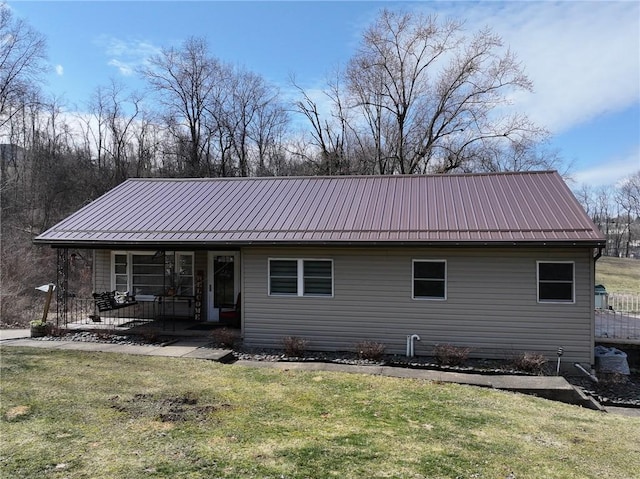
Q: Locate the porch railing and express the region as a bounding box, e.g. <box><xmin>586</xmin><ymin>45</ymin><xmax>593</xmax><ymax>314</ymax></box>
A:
<box><xmin>53</xmin><ymin>297</ymin><xmax>158</xmax><ymax>329</ymax></box>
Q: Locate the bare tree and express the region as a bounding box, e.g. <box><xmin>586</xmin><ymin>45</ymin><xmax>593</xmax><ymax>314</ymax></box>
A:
<box><xmin>616</xmin><ymin>170</ymin><xmax>640</xmax><ymax>257</ymax></box>
<box><xmin>576</xmin><ymin>173</ymin><xmax>640</xmax><ymax>258</ymax></box>
<box><xmin>224</xmin><ymin>69</ymin><xmax>288</xmax><ymax>177</ymax></box>
<box><xmin>291</xmin><ymin>79</ymin><xmax>350</xmax><ymax>175</ymax></box>
<box><xmin>141</xmin><ymin>37</ymin><xmax>221</xmax><ymax>176</ymax></box>
<box><xmin>619</xmin><ymin>171</ymin><xmax>640</xmax><ymax>218</ymax></box>
<box><xmin>83</xmin><ymin>84</ymin><xmax>109</xmax><ymax>171</ymax></box>
<box><xmin>474</xmin><ymin>139</ymin><xmax>567</xmax><ymax>174</ymax></box>
<box><xmin>295</xmin><ymin>9</ymin><xmax>550</xmax><ymax>175</ymax></box>
<box><xmin>251</xmin><ymin>93</ymin><xmax>289</xmax><ymax>176</ymax></box>
<box><xmin>104</xmin><ymin>81</ymin><xmax>142</xmax><ymax>183</ymax></box>
<box><xmin>130</xmin><ymin>109</ymin><xmax>162</xmax><ymax>177</ymax></box>
<box><xmin>0</xmin><ymin>3</ymin><xmax>47</xmax><ymax>129</ymax></box>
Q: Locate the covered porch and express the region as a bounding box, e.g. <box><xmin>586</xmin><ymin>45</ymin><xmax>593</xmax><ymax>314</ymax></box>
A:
<box><xmin>52</xmin><ymin>247</ymin><xmax>242</xmax><ymax>335</ymax></box>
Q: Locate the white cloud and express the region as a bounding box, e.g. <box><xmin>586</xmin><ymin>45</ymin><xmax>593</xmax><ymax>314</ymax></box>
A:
<box><xmin>95</xmin><ymin>35</ymin><xmax>161</xmax><ymax>76</ymax></box>
<box><xmin>498</xmin><ymin>2</ymin><xmax>638</xmax><ymax>134</ymax></box>
<box><xmin>55</xmin><ymin>64</ymin><xmax>63</xmax><ymax>76</ymax></box>
<box><xmin>416</xmin><ymin>1</ymin><xmax>639</xmax><ymax>135</ymax></box>
<box><xmin>572</xmin><ymin>146</ymin><xmax>640</xmax><ymax>187</ymax></box>
<box><xmin>107</xmin><ymin>59</ymin><xmax>133</xmax><ymax>76</ymax></box>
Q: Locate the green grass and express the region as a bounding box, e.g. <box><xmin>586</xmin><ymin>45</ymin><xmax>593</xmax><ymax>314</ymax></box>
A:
<box><xmin>1</xmin><ymin>348</ymin><xmax>639</xmax><ymax>479</ymax></box>
<box><xmin>596</xmin><ymin>256</ymin><xmax>640</xmax><ymax>294</ymax></box>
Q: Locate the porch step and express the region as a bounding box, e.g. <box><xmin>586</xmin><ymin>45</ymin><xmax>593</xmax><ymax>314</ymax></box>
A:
<box><xmin>183</xmin><ymin>348</ymin><xmax>235</xmax><ymax>363</ymax></box>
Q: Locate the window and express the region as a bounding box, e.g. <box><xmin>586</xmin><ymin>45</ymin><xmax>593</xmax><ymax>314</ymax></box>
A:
<box><xmin>537</xmin><ymin>261</ymin><xmax>574</xmax><ymax>303</ymax></box>
<box><xmin>131</xmin><ymin>253</ymin><xmax>165</xmax><ymax>296</ymax></box>
<box><xmin>413</xmin><ymin>260</ymin><xmax>447</xmax><ymax>300</ymax></box>
<box><xmin>175</xmin><ymin>252</ymin><xmax>194</xmax><ymax>296</ymax></box>
<box><xmin>269</xmin><ymin>260</ymin><xmax>298</xmax><ymax>295</ymax></box>
<box><xmin>112</xmin><ymin>251</ymin><xmax>195</xmax><ymax>299</ymax></box>
<box><xmin>114</xmin><ymin>254</ymin><xmax>128</xmax><ymax>291</ymax></box>
<box><xmin>269</xmin><ymin>259</ymin><xmax>333</xmax><ymax>297</ymax></box>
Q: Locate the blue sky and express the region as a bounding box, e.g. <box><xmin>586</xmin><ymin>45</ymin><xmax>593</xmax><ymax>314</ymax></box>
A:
<box><xmin>7</xmin><ymin>0</ymin><xmax>640</xmax><ymax>187</ymax></box>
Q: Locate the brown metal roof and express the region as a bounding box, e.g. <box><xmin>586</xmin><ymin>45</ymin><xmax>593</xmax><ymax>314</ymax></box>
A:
<box><xmin>34</xmin><ymin>171</ymin><xmax>605</xmax><ymax>247</ymax></box>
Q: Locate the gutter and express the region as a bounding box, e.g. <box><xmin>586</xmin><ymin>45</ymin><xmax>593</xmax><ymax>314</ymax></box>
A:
<box><xmin>33</xmin><ymin>239</ymin><xmax>608</xmax><ymax>250</ymax></box>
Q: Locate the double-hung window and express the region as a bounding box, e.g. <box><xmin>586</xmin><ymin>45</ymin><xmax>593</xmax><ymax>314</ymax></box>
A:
<box><xmin>269</xmin><ymin>259</ymin><xmax>333</xmax><ymax>297</ymax></box>
<box><xmin>537</xmin><ymin>261</ymin><xmax>574</xmax><ymax>303</ymax></box>
<box><xmin>413</xmin><ymin>260</ymin><xmax>447</xmax><ymax>300</ymax></box>
<box><xmin>112</xmin><ymin>251</ymin><xmax>194</xmax><ymax>299</ymax></box>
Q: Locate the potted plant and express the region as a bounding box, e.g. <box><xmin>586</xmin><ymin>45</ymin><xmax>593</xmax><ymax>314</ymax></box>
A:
<box><xmin>30</xmin><ymin>319</ymin><xmax>51</xmax><ymax>338</ymax></box>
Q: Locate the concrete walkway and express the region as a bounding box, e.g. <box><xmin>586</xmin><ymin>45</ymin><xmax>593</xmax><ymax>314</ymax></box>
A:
<box><xmin>0</xmin><ymin>333</ymin><xmax>233</xmax><ymax>361</ymax></box>
<box><xmin>2</xmin><ymin>329</ymin><xmax>636</xmax><ymax>416</ymax></box>
<box><xmin>0</xmin><ymin>329</ymin><xmax>31</xmax><ymax>340</ymax></box>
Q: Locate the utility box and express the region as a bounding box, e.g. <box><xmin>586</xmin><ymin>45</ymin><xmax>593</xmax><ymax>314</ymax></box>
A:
<box><xmin>594</xmin><ymin>284</ymin><xmax>609</xmax><ymax>310</ymax></box>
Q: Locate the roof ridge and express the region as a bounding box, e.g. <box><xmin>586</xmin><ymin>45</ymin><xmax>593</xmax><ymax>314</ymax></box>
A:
<box><xmin>124</xmin><ymin>171</ymin><xmax>558</xmax><ymax>182</ymax></box>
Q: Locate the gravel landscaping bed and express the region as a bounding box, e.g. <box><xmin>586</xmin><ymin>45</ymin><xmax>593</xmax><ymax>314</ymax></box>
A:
<box><xmin>233</xmin><ymin>347</ymin><xmax>640</xmax><ymax>408</ymax></box>
<box><xmin>233</xmin><ymin>348</ymin><xmax>530</xmax><ymax>375</ymax></box>
<box><xmin>32</xmin><ymin>332</ymin><xmax>639</xmax><ymax>408</ymax></box>
<box><xmin>34</xmin><ymin>331</ymin><xmax>171</xmax><ymax>347</ymax></box>
<box><xmin>567</xmin><ymin>373</ymin><xmax>640</xmax><ymax>408</ymax></box>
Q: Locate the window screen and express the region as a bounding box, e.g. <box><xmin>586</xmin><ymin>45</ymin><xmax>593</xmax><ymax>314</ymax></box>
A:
<box><xmin>269</xmin><ymin>260</ymin><xmax>298</xmax><ymax>295</ymax></box>
<box><xmin>413</xmin><ymin>260</ymin><xmax>446</xmax><ymax>299</ymax></box>
<box><xmin>538</xmin><ymin>262</ymin><xmax>574</xmax><ymax>302</ymax></box>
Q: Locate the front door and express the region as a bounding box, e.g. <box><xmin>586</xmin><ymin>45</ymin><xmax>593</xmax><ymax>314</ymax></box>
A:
<box><xmin>207</xmin><ymin>252</ymin><xmax>240</xmax><ymax>321</ymax></box>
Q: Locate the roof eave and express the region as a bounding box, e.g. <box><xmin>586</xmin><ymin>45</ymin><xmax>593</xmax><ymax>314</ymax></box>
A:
<box><xmin>33</xmin><ymin>238</ymin><xmax>607</xmax><ymax>249</ymax></box>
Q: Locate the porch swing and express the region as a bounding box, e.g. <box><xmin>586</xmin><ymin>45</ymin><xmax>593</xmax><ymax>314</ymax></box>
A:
<box><xmin>92</xmin><ymin>291</ymin><xmax>138</xmax><ymax>313</ymax></box>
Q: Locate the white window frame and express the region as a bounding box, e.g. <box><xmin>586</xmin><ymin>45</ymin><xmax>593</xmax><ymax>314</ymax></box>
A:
<box><xmin>537</xmin><ymin>261</ymin><xmax>575</xmax><ymax>304</ymax></box>
<box><xmin>111</xmin><ymin>251</ymin><xmax>195</xmax><ymax>300</ymax></box>
<box><xmin>412</xmin><ymin>259</ymin><xmax>447</xmax><ymax>301</ymax></box>
<box><xmin>268</xmin><ymin>258</ymin><xmax>334</xmax><ymax>297</ymax></box>
<box><xmin>174</xmin><ymin>251</ymin><xmax>195</xmax><ymax>296</ymax></box>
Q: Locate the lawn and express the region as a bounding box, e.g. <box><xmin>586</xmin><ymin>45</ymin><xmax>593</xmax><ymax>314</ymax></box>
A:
<box><xmin>1</xmin><ymin>348</ymin><xmax>639</xmax><ymax>479</ymax></box>
<box><xmin>596</xmin><ymin>256</ymin><xmax>640</xmax><ymax>294</ymax></box>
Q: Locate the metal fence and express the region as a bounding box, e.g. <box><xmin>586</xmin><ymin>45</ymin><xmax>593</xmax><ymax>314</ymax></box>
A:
<box><xmin>608</xmin><ymin>293</ymin><xmax>640</xmax><ymax>315</ymax></box>
<box><xmin>596</xmin><ymin>292</ymin><xmax>640</xmax><ymax>341</ymax></box>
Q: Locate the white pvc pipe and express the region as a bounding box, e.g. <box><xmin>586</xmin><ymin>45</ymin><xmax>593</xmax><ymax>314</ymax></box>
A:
<box><xmin>406</xmin><ymin>334</ymin><xmax>421</xmax><ymax>357</ymax></box>
<box><xmin>574</xmin><ymin>363</ymin><xmax>599</xmax><ymax>383</ymax></box>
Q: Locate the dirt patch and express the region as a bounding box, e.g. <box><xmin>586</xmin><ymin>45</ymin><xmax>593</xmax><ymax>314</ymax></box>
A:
<box><xmin>4</xmin><ymin>405</ymin><xmax>31</xmax><ymax>421</ymax></box>
<box><xmin>109</xmin><ymin>392</ymin><xmax>232</xmax><ymax>422</ymax></box>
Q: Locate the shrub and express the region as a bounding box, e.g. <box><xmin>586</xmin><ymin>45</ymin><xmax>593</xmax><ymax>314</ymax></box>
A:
<box><xmin>433</xmin><ymin>344</ymin><xmax>471</xmax><ymax>366</ymax></box>
<box><xmin>511</xmin><ymin>352</ymin><xmax>548</xmax><ymax>375</ymax></box>
<box><xmin>282</xmin><ymin>336</ymin><xmax>308</xmax><ymax>357</ymax></box>
<box><xmin>210</xmin><ymin>327</ymin><xmax>238</xmax><ymax>348</ymax></box>
<box><xmin>598</xmin><ymin>372</ymin><xmax>629</xmax><ymax>385</ymax></box>
<box><xmin>2</xmin><ymin>296</ymin><xmax>42</xmax><ymax>328</ymax></box>
<box><xmin>355</xmin><ymin>340</ymin><xmax>386</xmax><ymax>361</ymax></box>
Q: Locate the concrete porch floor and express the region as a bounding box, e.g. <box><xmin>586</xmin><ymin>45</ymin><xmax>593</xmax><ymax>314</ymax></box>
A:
<box><xmin>61</xmin><ymin>317</ymin><xmax>238</xmax><ymax>338</ymax></box>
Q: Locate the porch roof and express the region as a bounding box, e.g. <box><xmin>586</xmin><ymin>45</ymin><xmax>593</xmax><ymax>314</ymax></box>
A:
<box><xmin>34</xmin><ymin>171</ymin><xmax>605</xmax><ymax>248</ymax></box>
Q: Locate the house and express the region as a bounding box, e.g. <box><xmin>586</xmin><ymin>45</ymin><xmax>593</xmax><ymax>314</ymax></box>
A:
<box><xmin>34</xmin><ymin>171</ymin><xmax>606</xmax><ymax>366</ymax></box>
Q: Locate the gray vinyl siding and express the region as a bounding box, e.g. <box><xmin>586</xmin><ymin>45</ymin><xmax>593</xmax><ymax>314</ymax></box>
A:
<box><xmin>94</xmin><ymin>250</ymin><xmax>110</xmax><ymax>292</ymax></box>
<box><xmin>242</xmin><ymin>246</ymin><xmax>595</xmax><ymax>365</ymax></box>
